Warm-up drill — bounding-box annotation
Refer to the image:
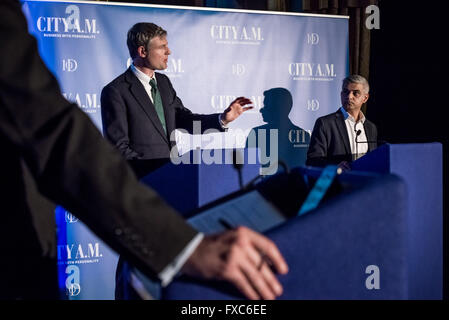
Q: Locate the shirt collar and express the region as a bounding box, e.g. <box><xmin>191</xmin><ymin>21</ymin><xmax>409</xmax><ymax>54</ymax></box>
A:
<box><xmin>131</xmin><ymin>63</ymin><xmax>156</xmax><ymax>84</ymax></box>
<box><xmin>340</xmin><ymin>106</ymin><xmax>366</xmax><ymax>124</ymax></box>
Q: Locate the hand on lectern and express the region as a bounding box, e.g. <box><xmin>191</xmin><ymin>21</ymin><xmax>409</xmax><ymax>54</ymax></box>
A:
<box><xmin>181</xmin><ymin>226</ymin><xmax>288</xmax><ymax>300</ymax></box>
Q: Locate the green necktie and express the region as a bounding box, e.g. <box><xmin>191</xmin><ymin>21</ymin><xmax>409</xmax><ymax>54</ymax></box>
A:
<box><xmin>149</xmin><ymin>78</ymin><xmax>167</xmax><ymax>135</ymax></box>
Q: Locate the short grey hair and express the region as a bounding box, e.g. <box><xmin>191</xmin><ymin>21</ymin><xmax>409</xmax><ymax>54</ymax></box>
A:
<box><xmin>127</xmin><ymin>22</ymin><xmax>167</xmax><ymax>59</ymax></box>
<box><xmin>342</xmin><ymin>75</ymin><xmax>370</xmax><ymax>94</ymax></box>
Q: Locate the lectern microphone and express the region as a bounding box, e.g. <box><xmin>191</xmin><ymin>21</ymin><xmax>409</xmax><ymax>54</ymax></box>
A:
<box><xmin>355</xmin><ymin>125</ymin><xmax>362</xmax><ymax>160</ymax></box>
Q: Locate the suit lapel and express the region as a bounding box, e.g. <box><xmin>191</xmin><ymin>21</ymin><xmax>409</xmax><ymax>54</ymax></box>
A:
<box><xmin>364</xmin><ymin>122</ymin><xmax>374</xmax><ymax>152</ymax></box>
<box><xmin>125</xmin><ymin>69</ymin><xmax>168</xmax><ymax>143</ymax></box>
<box><xmin>156</xmin><ymin>73</ymin><xmax>175</xmax><ymax>141</ymax></box>
<box><xmin>334</xmin><ymin>110</ymin><xmax>351</xmax><ymax>155</ymax></box>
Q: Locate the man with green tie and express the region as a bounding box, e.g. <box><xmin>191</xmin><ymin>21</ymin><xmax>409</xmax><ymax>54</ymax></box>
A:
<box><xmin>101</xmin><ymin>22</ymin><xmax>253</xmax><ymax>162</ymax></box>
<box><xmin>101</xmin><ymin>22</ymin><xmax>256</xmax><ymax>299</ymax></box>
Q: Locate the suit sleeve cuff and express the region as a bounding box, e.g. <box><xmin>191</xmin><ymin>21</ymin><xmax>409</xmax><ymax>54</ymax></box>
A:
<box><xmin>158</xmin><ymin>232</ymin><xmax>204</xmax><ymax>287</ymax></box>
<box><xmin>218</xmin><ymin>114</ymin><xmax>229</xmax><ymax>129</ymax></box>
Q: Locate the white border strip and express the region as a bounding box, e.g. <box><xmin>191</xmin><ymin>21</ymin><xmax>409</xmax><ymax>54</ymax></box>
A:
<box><xmin>22</xmin><ymin>0</ymin><xmax>349</xmax><ymax>19</ymax></box>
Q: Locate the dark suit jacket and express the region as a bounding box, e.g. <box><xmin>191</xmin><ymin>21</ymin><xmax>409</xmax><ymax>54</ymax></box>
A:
<box><xmin>101</xmin><ymin>69</ymin><xmax>224</xmax><ymax>160</ymax></box>
<box><xmin>0</xmin><ymin>0</ymin><xmax>197</xmax><ymax>299</ymax></box>
<box><xmin>306</xmin><ymin>109</ymin><xmax>378</xmax><ymax>167</ymax></box>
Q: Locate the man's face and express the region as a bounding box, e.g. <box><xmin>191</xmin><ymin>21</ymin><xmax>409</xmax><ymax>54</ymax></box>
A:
<box><xmin>144</xmin><ymin>36</ymin><xmax>171</xmax><ymax>70</ymax></box>
<box><xmin>340</xmin><ymin>82</ymin><xmax>369</xmax><ymax>112</ymax></box>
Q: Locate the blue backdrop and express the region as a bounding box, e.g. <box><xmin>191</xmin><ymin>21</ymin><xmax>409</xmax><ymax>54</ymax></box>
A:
<box><xmin>22</xmin><ymin>0</ymin><xmax>348</xmax><ymax>299</ymax></box>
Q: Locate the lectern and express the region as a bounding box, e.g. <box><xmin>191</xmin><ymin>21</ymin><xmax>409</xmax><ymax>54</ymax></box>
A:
<box><xmin>163</xmin><ymin>167</ymin><xmax>409</xmax><ymax>299</ymax></box>
<box><xmin>352</xmin><ymin>143</ymin><xmax>443</xmax><ymax>299</ymax></box>
<box><xmin>115</xmin><ymin>148</ymin><xmax>262</xmax><ymax>299</ymax></box>
<box><xmin>138</xmin><ymin>148</ymin><xmax>261</xmax><ymax>217</ymax></box>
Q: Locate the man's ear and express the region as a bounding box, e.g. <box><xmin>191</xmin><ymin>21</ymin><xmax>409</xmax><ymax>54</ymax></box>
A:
<box><xmin>363</xmin><ymin>93</ymin><xmax>370</xmax><ymax>103</ymax></box>
<box><xmin>137</xmin><ymin>46</ymin><xmax>147</xmax><ymax>58</ymax></box>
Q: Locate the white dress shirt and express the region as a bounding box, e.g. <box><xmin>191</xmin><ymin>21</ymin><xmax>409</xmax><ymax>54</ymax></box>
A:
<box><xmin>131</xmin><ymin>64</ymin><xmax>227</xmax><ymax>129</ymax></box>
<box><xmin>339</xmin><ymin>106</ymin><xmax>368</xmax><ymax>160</ymax></box>
<box><xmin>131</xmin><ymin>64</ymin><xmax>157</xmax><ymax>103</ymax></box>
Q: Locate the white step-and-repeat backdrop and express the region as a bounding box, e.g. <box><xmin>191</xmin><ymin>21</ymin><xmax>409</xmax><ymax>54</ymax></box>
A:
<box><xmin>22</xmin><ymin>0</ymin><xmax>348</xmax><ymax>299</ymax></box>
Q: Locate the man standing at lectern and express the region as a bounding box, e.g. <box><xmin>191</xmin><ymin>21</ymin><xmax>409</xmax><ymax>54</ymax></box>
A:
<box><xmin>101</xmin><ymin>22</ymin><xmax>253</xmax><ymax>161</ymax></box>
<box><xmin>306</xmin><ymin>75</ymin><xmax>378</xmax><ymax>170</ymax></box>
<box><xmin>101</xmin><ymin>22</ymin><xmax>257</xmax><ymax>299</ymax></box>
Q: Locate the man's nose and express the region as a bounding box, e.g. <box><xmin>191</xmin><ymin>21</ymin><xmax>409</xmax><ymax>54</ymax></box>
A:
<box><xmin>346</xmin><ymin>91</ymin><xmax>354</xmax><ymax>99</ymax></box>
<box><xmin>167</xmin><ymin>47</ymin><xmax>171</xmax><ymax>55</ymax></box>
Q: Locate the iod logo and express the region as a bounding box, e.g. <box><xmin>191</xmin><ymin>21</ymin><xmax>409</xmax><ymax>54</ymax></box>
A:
<box><xmin>232</xmin><ymin>64</ymin><xmax>246</xmax><ymax>76</ymax></box>
<box><xmin>62</xmin><ymin>59</ymin><xmax>78</xmax><ymax>72</ymax></box>
<box><xmin>307</xmin><ymin>33</ymin><xmax>319</xmax><ymax>45</ymax></box>
<box><xmin>64</xmin><ymin>210</ymin><xmax>79</xmax><ymax>223</ymax></box>
<box><xmin>307</xmin><ymin>99</ymin><xmax>320</xmax><ymax>111</ymax></box>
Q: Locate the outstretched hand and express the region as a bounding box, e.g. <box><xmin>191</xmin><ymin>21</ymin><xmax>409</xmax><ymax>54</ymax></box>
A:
<box><xmin>221</xmin><ymin>97</ymin><xmax>254</xmax><ymax>125</ymax></box>
<box><xmin>181</xmin><ymin>226</ymin><xmax>288</xmax><ymax>300</ymax></box>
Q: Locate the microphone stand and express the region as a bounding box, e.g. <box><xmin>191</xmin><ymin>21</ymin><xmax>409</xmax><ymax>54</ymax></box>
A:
<box><xmin>354</xmin><ymin>123</ymin><xmax>361</xmax><ymax>161</ymax></box>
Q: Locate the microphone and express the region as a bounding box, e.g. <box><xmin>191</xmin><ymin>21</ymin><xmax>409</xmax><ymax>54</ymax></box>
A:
<box><xmin>354</xmin><ymin>128</ymin><xmax>388</xmax><ymax>161</ymax></box>
<box><xmin>354</xmin><ymin>124</ymin><xmax>362</xmax><ymax>160</ymax></box>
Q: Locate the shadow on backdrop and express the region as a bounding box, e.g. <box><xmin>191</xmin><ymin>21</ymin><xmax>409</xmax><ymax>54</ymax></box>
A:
<box><xmin>246</xmin><ymin>88</ymin><xmax>310</xmax><ymax>174</ymax></box>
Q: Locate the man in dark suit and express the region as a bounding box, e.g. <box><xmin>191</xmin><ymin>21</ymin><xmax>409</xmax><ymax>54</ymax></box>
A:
<box><xmin>306</xmin><ymin>75</ymin><xmax>378</xmax><ymax>169</ymax></box>
<box><xmin>101</xmin><ymin>22</ymin><xmax>253</xmax><ymax>162</ymax></box>
<box><xmin>0</xmin><ymin>0</ymin><xmax>287</xmax><ymax>300</ymax></box>
<box><xmin>102</xmin><ymin>22</ymin><xmax>259</xmax><ymax>299</ymax></box>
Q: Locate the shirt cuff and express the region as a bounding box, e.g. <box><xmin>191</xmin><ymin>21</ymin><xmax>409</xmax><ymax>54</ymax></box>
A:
<box><xmin>158</xmin><ymin>232</ymin><xmax>204</xmax><ymax>287</ymax></box>
<box><xmin>218</xmin><ymin>114</ymin><xmax>229</xmax><ymax>129</ymax></box>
